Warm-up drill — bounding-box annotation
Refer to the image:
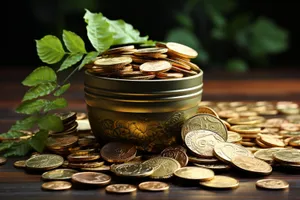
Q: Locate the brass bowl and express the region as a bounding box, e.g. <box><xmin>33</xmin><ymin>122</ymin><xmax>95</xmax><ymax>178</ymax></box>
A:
<box><xmin>84</xmin><ymin>70</ymin><xmax>203</xmax><ymax>152</ymax></box>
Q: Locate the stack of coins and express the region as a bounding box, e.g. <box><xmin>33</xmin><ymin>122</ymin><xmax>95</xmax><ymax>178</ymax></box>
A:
<box><xmin>50</xmin><ymin>112</ymin><xmax>78</xmax><ymax>136</ymax></box>
<box><xmin>85</xmin><ymin>42</ymin><xmax>201</xmax><ymax>80</ymax></box>
<box><xmin>9</xmin><ymin>100</ymin><xmax>300</xmax><ymax>192</ymax></box>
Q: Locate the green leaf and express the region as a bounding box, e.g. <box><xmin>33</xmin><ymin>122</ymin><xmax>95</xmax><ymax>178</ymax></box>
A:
<box><xmin>3</xmin><ymin>141</ymin><xmax>32</xmax><ymax>157</ymax></box>
<box><xmin>249</xmin><ymin>17</ymin><xmax>289</xmax><ymax>56</ymax></box>
<box><xmin>16</xmin><ymin>99</ymin><xmax>49</xmax><ymax>115</ymax></box>
<box><xmin>63</xmin><ymin>30</ymin><xmax>87</xmax><ymax>53</ymax></box>
<box><xmin>36</xmin><ymin>35</ymin><xmax>65</xmax><ymax>64</ymax></box>
<box><xmin>0</xmin><ymin>142</ymin><xmax>14</xmax><ymax>152</ymax></box>
<box><xmin>226</xmin><ymin>59</ymin><xmax>248</xmax><ymax>73</ymax></box>
<box><xmin>58</xmin><ymin>53</ymin><xmax>84</xmax><ymax>72</ymax></box>
<box><xmin>78</xmin><ymin>51</ymin><xmax>98</xmax><ymax>70</ymax></box>
<box><xmin>0</xmin><ymin>131</ymin><xmax>25</xmax><ymax>139</ymax></box>
<box><xmin>22</xmin><ymin>66</ymin><xmax>57</xmax><ymax>87</ymax></box>
<box><xmin>54</xmin><ymin>83</ymin><xmax>70</xmax><ymax>96</ymax></box>
<box><xmin>44</xmin><ymin>98</ymin><xmax>68</xmax><ymax>112</ymax></box>
<box><xmin>29</xmin><ymin>130</ymin><xmax>48</xmax><ymax>153</ymax></box>
<box><xmin>105</xmin><ymin>18</ymin><xmax>149</xmax><ymax>45</ymax></box>
<box><xmin>166</xmin><ymin>28</ymin><xmax>209</xmax><ymax>63</ymax></box>
<box><xmin>23</xmin><ymin>82</ymin><xmax>57</xmax><ymax>101</ymax></box>
<box><xmin>10</xmin><ymin>116</ymin><xmax>39</xmax><ymax>131</ymax></box>
<box><xmin>84</xmin><ymin>9</ymin><xmax>114</xmax><ymax>52</ymax></box>
<box><xmin>38</xmin><ymin>114</ymin><xmax>63</xmax><ymax>132</ymax></box>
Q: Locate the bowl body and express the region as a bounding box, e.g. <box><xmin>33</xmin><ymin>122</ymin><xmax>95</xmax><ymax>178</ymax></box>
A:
<box><xmin>84</xmin><ymin>70</ymin><xmax>203</xmax><ymax>152</ymax></box>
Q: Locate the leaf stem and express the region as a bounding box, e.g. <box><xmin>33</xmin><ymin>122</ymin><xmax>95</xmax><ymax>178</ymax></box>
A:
<box><xmin>61</xmin><ymin>65</ymin><xmax>80</xmax><ymax>85</ymax></box>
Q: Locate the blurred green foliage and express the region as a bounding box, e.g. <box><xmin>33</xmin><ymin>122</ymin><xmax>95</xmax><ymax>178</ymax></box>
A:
<box><xmin>165</xmin><ymin>0</ymin><xmax>289</xmax><ymax>72</ymax></box>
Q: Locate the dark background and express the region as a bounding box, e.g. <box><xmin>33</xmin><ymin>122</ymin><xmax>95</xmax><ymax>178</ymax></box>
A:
<box><xmin>1</xmin><ymin>0</ymin><xmax>300</xmax><ymax>71</ymax></box>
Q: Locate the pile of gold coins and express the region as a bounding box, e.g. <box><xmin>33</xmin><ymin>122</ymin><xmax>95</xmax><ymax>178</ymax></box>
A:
<box><xmin>4</xmin><ymin>101</ymin><xmax>300</xmax><ymax>192</ymax></box>
<box><xmin>85</xmin><ymin>42</ymin><xmax>201</xmax><ymax>80</ymax></box>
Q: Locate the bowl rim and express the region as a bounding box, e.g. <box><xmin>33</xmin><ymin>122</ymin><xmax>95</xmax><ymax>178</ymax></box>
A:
<box><xmin>85</xmin><ymin>69</ymin><xmax>203</xmax><ymax>83</ymax></box>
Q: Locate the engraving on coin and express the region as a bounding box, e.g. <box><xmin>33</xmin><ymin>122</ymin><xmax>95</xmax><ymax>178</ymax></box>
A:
<box><xmin>100</xmin><ymin>142</ymin><xmax>136</xmax><ymax>163</ymax></box>
<box><xmin>46</xmin><ymin>135</ymin><xmax>78</xmax><ymax>149</ymax></box>
<box><xmin>105</xmin><ymin>184</ymin><xmax>137</xmax><ymax>193</ymax></box>
<box><xmin>273</xmin><ymin>149</ymin><xmax>300</xmax><ymax>164</ymax></box>
<box><xmin>213</xmin><ymin>142</ymin><xmax>253</xmax><ymax>163</ymax></box>
<box><xmin>25</xmin><ymin>154</ymin><xmax>64</xmax><ymax>170</ymax></box>
<box><xmin>185</xmin><ymin>130</ymin><xmax>225</xmax><ymax>158</ymax></box>
<box><xmin>143</xmin><ymin>157</ymin><xmax>180</xmax><ymax>179</ymax></box>
<box><xmin>181</xmin><ymin>114</ymin><xmax>228</xmax><ymax>141</ymax></box>
<box><xmin>71</xmin><ymin>172</ymin><xmax>111</xmax><ymax>185</ymax></box>
<box><xmin>231</xmin><ymin>156</ymin><xmax>272</xmax><ymax>175</ymax></box>
<box><xmin>161</xmin><ymin>149</ymin><xmax>188</xmax><ymax>167</ymax></box>
<box><xmin>138</xmin><ymin>181</ymin><xmax>169</xmax><ymax>191</ymax></box>
<box><xmin>256</xmin><ymin>179</ymin><xmax>289</xmax><ymax>190</ymax></box>
<box><xmin>254</xmin><ymin>148</ymin><xmax>284</xmax><ymax>162</ymax></box>
<box><xmin>42</xmin><ymin>169</ymin><xmax>78</xmax><ymax>180</ymax></box>
<box><xmin>41</xmin><ymin>181</ymin><xmax>72</xmax><ymax>191</ymax></box>
<box><xmin>174</xmin><ymin>167</ymin><xmax>214</xmax><ymax>181</ymax></box>
<box><xmin>199</xmin><ymin>176</ymin><xmax>239</xmax><ymax>189</ymax></box>
<box><xmin>140</xmin><ymin>60</ymin><xmax>172</xmax><ymax>73</ymax></box>
<box><xmin>113</xmin><ymin>163</ymin><xmax>153</xmax><ymax>177</ymax></box>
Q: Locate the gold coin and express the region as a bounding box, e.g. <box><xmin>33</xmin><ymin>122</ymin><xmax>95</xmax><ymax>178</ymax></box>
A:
<box><xmin>134</xmin><ymin>47</ymin><xmax>168</xmax><ymax>55</ymax></box>
<box><xmin>105</xmin><ymin>184</ymin><xmax>137</xmax><ymax>193</ymax></box>
<box><xmin>173</xmin><ymin>166</ymin><xmax>214</xmax><ymax>181</ymax></box>
<box><xmin>67</xmin><ymin>153</ymin><xmax>100</xmax><ymax>162</ymax></box>
<box><xmin>25</xmin><ymin>154</ymin><xmax>64</xmax><ymax>170</ymax></box>
<box><xmin>188</xmin><ymin>156</ymin><xmax>219</xmax><ymax>164</ymax></box>
<box><xmin>289</xmin><ymin>136</ymin><xmax>300</xmax><ymax>147</ymax></box>
<box><xmin>81</xmin><ymin>165</ymin><xmax>111</xmax><ymax>172</ymax></box>
<box><xmin>231</xmin><ymin>156</ymin><xmax>272</xmax><ymax>175</ymax></box>
<box><xmin>156</xmin><ymin>72</ymin><xmax>184</xmax><ymax>79</ymax></box>
<box><xmin>164</xmin><ymin>57</ymin><xmax>191</xmax><ymax>70</ymax></box>
<box><xmin>181</xmin><ymin>114</ymin><xmax>228</xmax><ymax>141</ymax></box>
<box><xmin>221</xmin><ymin>119</ymin><xmax>231</xmax><ymax>129</ymax></box>
<box><xmin>199</xmin><ymin>175</ymin><xmax>239</xmax><ymax>189</ymax></box>
<box><xmin>240</xmin><ymin>141</ymin><xmax>256</xmax><ymax>147</ymax></box>
<box><xmin>103</xmin><ymin>45</ymin><xmax>135</xmax><ymax>54</ymax></box>
<box><xmin>259</xmin><ymin>135</ymin><xmax>285</xmax><ymax>147</ymax></box>
<box><xmin>0</xmin><ymin>157</ymin><xmax>7</xmax><ymax>165</ymax></box>
<box><xmin>169</xmin><ymin>56</ymin><xmax>201</xmax><ymax>72</ymax></box>
<box><xmin>166</xmin><ymin>42</ymin><xmax>198</xmax><ymax>58</ymax></box>
<box><xmin>13</xmin><ymin>160</ymin><xmax>26</xmax><ymax>168</ymax></box>
<box><xmin>218</xmin><ymin>110</ymin><xmax>239</xmax><ymax>119</ymax></box>
<box><xmin>185</xmin><ymin>130</ymin><xmax>225</xmax><ymax>158</ymax></box>
<box><xmin>256</xmin><ymin>179</ymin><xmax>289</xmax><ymax>190</ymax></box>
<box><xmin>171</xmin><ymin>65</ymin><xmax>198</xmax><ymax>76</ymax></box>
<box><xmin>113</xmin><ymin>163</ymin><xmax>153</xmax><ymax>177</ymax></box>
<box><xmin>255</xmin><ymin>137</ymin><xmax>269</xmax><ymax>148</ymax></box>
<box><xmin>238</xmin><ymin>111</ymin><xmax>258</xmax><ymax>117</ymax></box>
<box><xmin>254</xmin><ymin>148</ymin><xmax>284</xmax><ymax>162</ymax></box>
<box><xmin>55</xmin><ymin>111</ymin><xmax>77</xmax><ymax>123</ymax></box>
<box><xmin>71</xmin><ymin>172</ymin><xmax>111</xmax><ymax>186</ymax></box>
<box><xmin>42</xmin><ymin>169</ymin><xmax>78</xmax><ymax>180</ymax></box>
<box><xmin>42</xmin><ymin>181</ymin><xmax>72</xmax><ymax>191</ymax></box>
<box><xmin>213</xmin><ymin>142</ymin><xmax>253</xmax><ymax>163</ymax></box>
<box><xmin>273</xmin><ymin>149</ymin><xmax>300</xmax><ymax>164</ymax></box>
<box><xmin>76</xmin><ymin>112</ymin><xmax>87</xmax><ymax>120</ymax></box>
<box><xmin>161</xmin><ymin>149</ymin><xmax>188</xmax><ymax>167</ymax></box>
<box><xmin>100</xmin><ymin>142</ymin><xmax>136</xmax><ymax>163</ymax></box>
<box><xmin>230</xmin><ymin>125</ymin><xmax>261</xmax><ymax>134</ymax></box>
<box><xmin>227</xmin><ymin>116</ymin><xmax>265</xmax><ymax>125</ymax></box>
<box><xmin>193</xmin><ymin>163</ymin><xmax>231</xmax><ymax>171</ymax></box>
<box><xmin>138</xmin><ymin>181</ymin><xmax>169</xmax><ymax>191</ymax></box>
<box><xmin>143</xmin><ymin>157</ymin><xmax>180</xmax><ymax>179</ymax></box>
<box><xmin>197</xmin><ymin>106</ymin><xmax>219</xmax><ymax>118</ymax></box>
<box><xmin>139</xmin><ymin>60</ymin><xmax>172</xmax><ymax>73</ymax></box>
<box><xmin>46</xmin><ymin>135</ymin><xmax>78</xmax><ymax>150</ymax></box>
<box><xmin>68</xmin><ymin>161</ymin><xmax>104</xmax><ymax>169</ymax></box>
<box><xmin>94</xmin><ymin>56</ymin><xmax>132</xmax><ymax>66</ymax></box>
<box><xmin>227</xmin><ymin>131</ymin><xmax>242</xmax><ymax>143</ymax></box>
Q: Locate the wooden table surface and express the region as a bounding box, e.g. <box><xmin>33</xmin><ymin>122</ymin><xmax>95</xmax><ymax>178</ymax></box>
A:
<box><xmin>0</xmin><ymin>67</ymin><xmax>300</xmax><ymax>200</ymax></box>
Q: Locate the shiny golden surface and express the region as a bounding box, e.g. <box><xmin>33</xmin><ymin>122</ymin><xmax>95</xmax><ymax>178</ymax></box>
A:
<box><xmin>256</xmin><ymin>179</ymin><xmax>289</xmax><ymax>190</ymax></box>
<box><xmin>138</xmin><ymin>181</ymin><xmax>169</xmax><ymax>191</ymax></box>
<box><xmin>71</xmin><ymin>172</ymin><xmax>111</xmax><ymax>185</ymax></box>
<box><xmin>174</xmin><ymin>166</ymin><xmax>214</xmax><ymax>181</ymax></box>
<box><xmin>105</xmin><ymin>184</ymin><xmax>137</xmax><ymax>193</ymax></box>
<box><xmin>100</xmin><ymin>142</ymin><xmax>136</xmax><ymax>163</ymax></box>
<box><xmin>13</xmin><ymin>160</ymin><xmax>26</xmax><ymax>168</ymax></box>
<box><xmin>42</xmin><ymin>169</ymin><xmax>78</xmax><ymax>180</ymax></box>
<box><xmin>161</xmin><ymin>149</ymin><xmax>188</xmax><ymax>167</ymax></box>
<box><xmin>94</xmin><ymin>56</ymin><xmax>132</xmax><ymax>66</ymax></box>
<box><xmin>46</xmin><ymin>135</ymin><xmax>78</xmax><ymax>150</ymax></box>
<box><xmin>230</xmin><ymin>125</ymin><xmax>261</xmax><ymax>134</ymax></box>
<box><xmin>213</xmin><ymin>142</ymin><xmax>253</xmax><ymax>163</ymax></box>
<box><xmin>0</xmin><ymin>157</ymin><xmax>7</xmax><ymax>165</ymax></box>
<box><xmin>67</xmin><ymin>153</ymin><xmax>100</xmax><ymax>162</ymax></box>
<box><xmin>259</xmin><ymin>135</ymin><xmax>285</xmax><ymax>147</ymax></box>
<box><xmin>197</xmin><ymin>106</ymin><xmax>219</xmax><ymax>118</ymax></box>
<box><xmin>41</xmin><ymin>181</ymin><xmax>72</xmax><ymax>191</ymax></box>
<box><xmin>254</xmin><ymin>148</ymin><xmax>284</xmax><ymax>162</ymax></box>
<box><xmin>166</xmin><ymin>42</ymin><xmax>198</xmax><ymax>58</ymax></box>
<box><xmin>113</xmin><ymin>163</ymin><xmax>153</xmax><ymax>177</ymax></box>
<box><xmin>199</xmin><ymin>176</ymin><xmax>239</xmax><ymax>189</ymax></box>
<box><xmin>143</xmin><ymin>157</ymin><xmax>180</xmax><ymax>179</ymax></box>
<box><xmin>185</xmin><ymin>130</ymin><xmax>224</xmax><ymax>158</ymax></box>
<box><xmin>231</xmin><ymin>156</ymin><xmax>272</xmax><ymax>175</ymax></box>
<box><xmin>25</xmin><ymin>154</ymin><xmax>64</xmax><ymax>170</ymax></box>
<box><xmin>193</xmin><ymin>163</ymin><xmax>230</xmax><ymax>171</ymax></box>
<box><xmin>273</xmin><ymin>149</ymin><xmax>300</xmax><ymax>164</ymax></box>
<box><xmin>181</xmin><ymin>114</ymin><xmax>228</xmax><ymax>141</ymax></box>
<box><xmin>227</xmin><ymin>116</ymin><xmax>265</xmax><ymax>125</ymax></box>
<box><xmin>81</xmin><ymin>165</ymin><xmax>111</xmax><ymax>172</ymax></box>
<box><xmin>227</xmin><ymin>131</ymin><xmax>242</xmax><ymax>143</ymax></box>
<box><xmin>139</xmin><ymin>60</ymin><xmax>172</xmax><ymax>73</ymax></box>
